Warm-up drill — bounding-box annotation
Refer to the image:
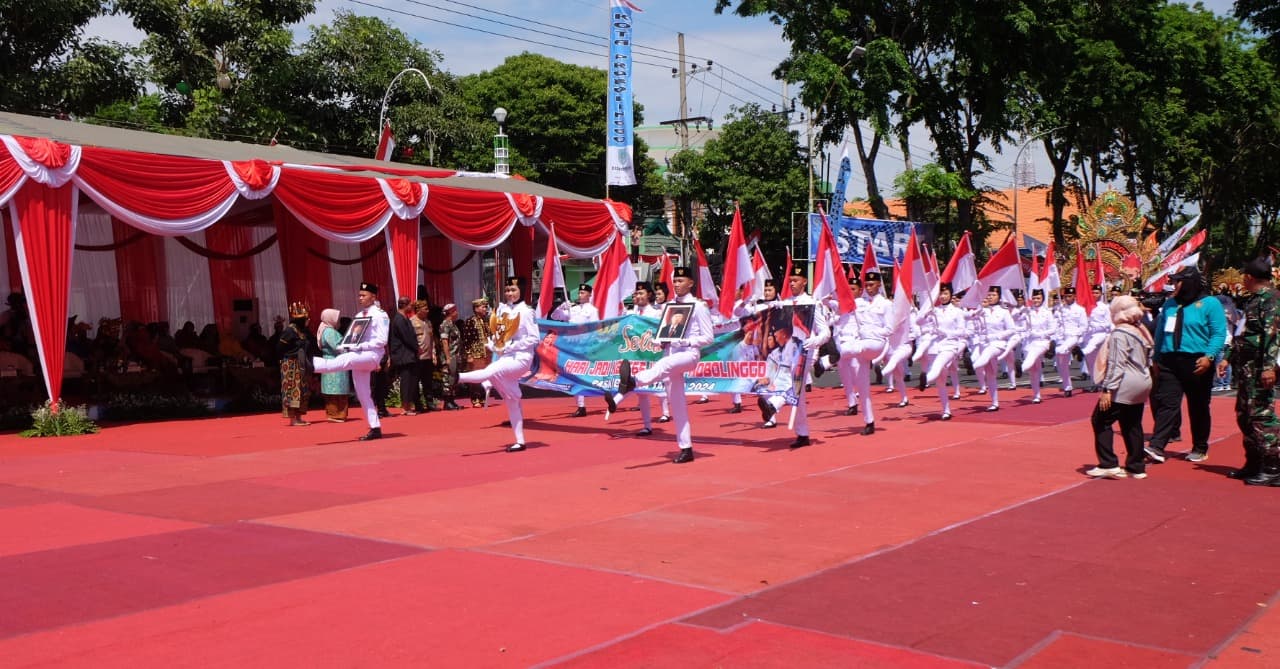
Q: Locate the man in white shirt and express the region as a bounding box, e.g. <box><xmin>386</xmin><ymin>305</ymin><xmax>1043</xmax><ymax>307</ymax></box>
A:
<box><xmin>607</xmin><ymin>267</ymin><xmax>714</xmax><ymax>463</ymax></box>
<box><xmin>551</xmin><ymin>283</ymin><xmax>600</xmax><ymax>417</ymax></box>
<box><xmin>826</xmin><ymin>276</ymin><xmax>865</xmax><ymax>417</ymax></box>
<box><xmin>459</xmin><ymin>277</ymin><xmax>541</xmax><ymax>451</ymax></box>
<box><xmin>1080</xmin><ymin>285</ymin><xmax>1113</xmax><ymax>391</ymax></box>
<box><xmin>971</xmin><ymin>286</ymin><xmax>1017</xmax><ymax>411</ymax></box>
<box><xmin>1054</xmin><ymin>287</ymin><xmax>1090</xmax><ymax>397</ymax></box>
<box><xmin>1020</xmin><ymin>288</ymin><xmax>1057</xmax><ymax>403</ymax></box>
<box><xmin>628</xmin><ymin>281</ymin><xmax>662</xmax><ymax>437</ymax></box>
<box><xmin>312</xmin><ymin>281</ymin><xmax>390</xmax><ymax>441</ymax></box>
<box><xmin>847</xmin><ymin>270</ymin><xmax>892</xmax><ymax>434</ymax></box>
<box><xmin>923</xmin><ymin>283</ymin><xmax>967</xmax><ymax>420</ymax></box>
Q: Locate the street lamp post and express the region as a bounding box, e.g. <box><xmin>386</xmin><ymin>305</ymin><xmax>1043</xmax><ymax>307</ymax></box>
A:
<box><xmin>492</xmin><ymin>107</ymin><xmax>509</xmax><ymax>175</ymax></box>
<box><xmin>1011</xmin><ymin>126</ymin><xmax>1065</xmax><ymax>239</ymax></box>
<box><xmin>378</xmin><ymin>67</ymin><xmax>434</xmax><ymax>159</ymax></box>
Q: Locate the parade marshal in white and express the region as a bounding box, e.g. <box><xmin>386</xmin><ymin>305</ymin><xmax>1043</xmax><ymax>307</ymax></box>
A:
<box><xmin>458</xmin><ymin>276</ymin><xmax>540</xmax><ymax>452</ymax></box>
<box><xmin>311</xmin><ymin>282</ymin><xmax>391</xmax><ymax>441</ymax></box>
<box><xmin>606</xmin><ymin>266</ymin><xmax>714</xmax><ymax>463</ymax></box>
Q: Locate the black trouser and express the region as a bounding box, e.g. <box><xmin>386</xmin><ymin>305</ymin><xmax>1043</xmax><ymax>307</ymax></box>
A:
<box><xmin>415</xmin><ymin>359</ymin><xmax>435</xmax><ymax>409</ymax></box>
<box><xmin>1149</xmin><ymin>352</ymin><xmax>1213</xmax><ymax>453</ymax></box>
<box><xmin>395</xmin><ymin>363</ymin><xmax>420</xmax><ymax>411</ymax></box>
<box><xmin>1093</xmin><ymin>401</ymin><xmax>1147</xmax><ymax>473</ymax></box>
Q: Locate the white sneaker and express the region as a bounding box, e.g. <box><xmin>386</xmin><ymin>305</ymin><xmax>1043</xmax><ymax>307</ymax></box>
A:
<box><xmin>1085</xmin><ymin>466</ymin><xmax>1126</xmax><ymax>479</ymax></box>
<box><xmin>1130</xmin><ymin>472</ymin><xmax>1147</xmax><ymax>479</ymax></box>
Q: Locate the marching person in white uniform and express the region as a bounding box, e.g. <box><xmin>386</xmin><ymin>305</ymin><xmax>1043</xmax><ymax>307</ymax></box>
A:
<box><xmin>627</xmin><ymin>281</ymin><xmax>662</xmax><ymax>437</ymax></box>
<box><xmin>458</xmin><ymin>277</ymin><xmax>540</xmax><ymax>452</ymax></box>
<box><xmin>1020</xmin><ymin>288</ymin><xmax>1057</xmax><ymax>403</ymax></box>
<box><xmin>1080</xmin><ymin>285</ymin><xmax>1113</xmax><ymax>391</ymax></box>
<box><xmin>924</xmin><ymin>283</ymin><xmax>967</xmax><ymax>420</ymax></box>
<box><xmin>551</xmin><ymin>283</ymin><xmax>600</xmax><ymax>417</ymax></box>
<box><xmin>312</xmin><ymin>281</ymin><xmax>389</xmax><ymax>441</ymax></box>
<box><xmin>607</xmin><ymin>267</ymin><xmax>714</xmax><ymax>463</ymax></box>
<box><xmin>1054</xmin><ymin>286</ymin><xmax>1090</xmax><ymax>397</ymax></box>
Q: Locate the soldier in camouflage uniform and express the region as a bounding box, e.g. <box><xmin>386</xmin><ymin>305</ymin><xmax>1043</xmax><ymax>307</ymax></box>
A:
<box><xmin>1218</xmin><ymin>258</ymin><xmax>1280</xmax><ymax>485</ymax></box>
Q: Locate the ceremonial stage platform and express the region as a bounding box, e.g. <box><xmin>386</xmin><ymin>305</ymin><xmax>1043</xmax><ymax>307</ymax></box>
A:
<box><xmin>0</xmin><ymin>386</ymin><xmax>1277</xmax><ymax>668</ymax></box>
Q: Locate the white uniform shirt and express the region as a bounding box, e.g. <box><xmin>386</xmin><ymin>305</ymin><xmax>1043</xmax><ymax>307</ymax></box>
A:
<box><xmin>1057</xmin><ymin>302</ymin><xmax>1089</xmax><ymax>341</ymax></box>
<box><xmin>629</xmin><ymin>304</ymin><xmax>662</xmax><ymax>318</ymax></box>
<box><xmin>351</xmin><ymin>303</ymin><xmax>390</xmax><ymax>354</ymax></box>
<box><xmin>551</xmin><ymin>300</ymin><xmax>599</xmax><ymax>324</ymax></box>
<box><xmin>497</xmin><ymin>300</ymin><xmax>540</xmax><ymax>356</ymax></box>
<box><xmin>933</xmin><ymin>303</ymin><xmax>968</xmax><ymax>352</ymax></box>
<box><xmin>983</xmin><ymin>304</ymin><xmax>1018</xmax><ymax>344</ymax></box>
<box><xmin>666</xmin><ymin>292</ymin><xmax>714</xmax><ymax>353</ymax></box>
<box><xmin>1087</xmin><ymin>302</ymin><xmax>1113</xmax><ymax>336</ymax></box>
<box><xmin>854</xmin><ymin>292</ymin><xmax>893</xmax><ymax>340</ymax></box>
<box><xmin>1026</xmin><ymin>305</ymin><xmax>1057</xmax><ymax>342</ymax></box>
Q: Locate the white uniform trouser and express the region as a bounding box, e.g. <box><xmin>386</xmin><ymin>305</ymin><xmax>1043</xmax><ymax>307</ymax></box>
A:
<box><xmin>636</xmin><ymin>394</ymin><xmax>652</xmax><ymax>429</ymax></box>
<box><xmin>1054</xmin><ymin>336</ymin><xmax>1081</xmax><ymax>391</ymax></box>
<box><xmin>460</xmin><ymin>351</ymin><xmax>533</xmax><ymax>444</ymax></box>
<box><xmin>314</xmin><ymin>351</ymin><xmax>383</xmax><ymax>429</ymax></box>
<box><xmin>767</xmin><ymin>386</ymin><xmax>809</xmax><ymax>437</ymax></box>
<box><xmin>631</xmin><ymin>350</ymin><xmax>699</xmax><ymax>448</ymax></box>
<box><xmin>972</xmin><ymin>340</ymin><xmax>1013</xmax><ymax>405</ymax></box>
<box><xmin>1021</xmin><ymin>338</ymin><xmax>1052</xmax><ymax>398</ymax></box>
<box><xmin>882</xmin><ymin>342</ymin><xmax>912</xmax><ymax>402</ymax></box>
<box><xmin>838</xmin><ymin>338</ymin><xmax>885</xmax><ymax>425</ymax></box>
<box><xmin>1081</xmin><ymin>332</ymin><xmax>1109</xmax><ymax>383</ymax></box>
<box><xmin>926</xmin><ymin>343</ymin><xmax>964</xmax><ymax>416</ymax></box>
<box><xmin>836</xmin><ymin>339</ymin><xmax>858</xmax><ymax>407</ymax></box>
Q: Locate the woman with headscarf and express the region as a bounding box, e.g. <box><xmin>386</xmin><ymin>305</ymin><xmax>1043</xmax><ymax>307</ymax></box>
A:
<box><xmin>1086</xmin><ymin>296</ymin><xmax>1155</xmax><ymax>479</ymax></box>
<box><xmin>276</xmin><ymin>302</ymin><xmax>315</xmax><ymax>426</ymax></box>
<box><xmin>317</xmin><ymin>308</ymin><xmax>351</xmax><ymax>422</ymax></box>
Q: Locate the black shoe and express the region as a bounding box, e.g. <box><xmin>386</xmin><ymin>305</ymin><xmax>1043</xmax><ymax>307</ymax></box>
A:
<box><xmin>761</xmin><ymin>402</ymin><xmax>777</xmax><ymax>424</ymax></box>
<box><xmin>789</xmin><ymin>435</ymin><xmax>811</xmax><ymax>449</ymax></box>
<box><xmin>572</xmin><ymin>407</ymin><xmax>587</xmax><ymax>418</ymax></box>
<box><xmin>897</xmin><ymin>400</ymin><xmax>909</xmax><ymax>408</ymax></box>
<box><xmin>845</xmin><ymin>405</ymin><xmax>858</xmax><ymax>416</ymax></box>
<box><xmin>444</xmin><ymin>401</ymin><xmax>463</xmax><ymax>411</ymax></box>
<box><xmin>1144</xmin><ymin>445</ymin><xmax>1167</xmax><ymax>464</ymax></box>
<box><xmin>657</xmin><ymin>415</ymin><xmax>671</xmax><ymax>423</ymax></box>
<box><xmin>673</xmin><ymin>448</ymin><xmax>694</xmax><ymax>464</ymax></box>
<box><xmin>861</xmin><ymin>422</ymin><xmax>876</xmax><ymax>436</ymax></box>
<box><xmin>618</xmin><ymin>359</ymin><xmax>636</xmax><ymax>394</ymax></box>
<box><xmin>729</xmin><ymin>403</ymin><xmax>742</xmax><ymax>414</ymax></box>
<box><xmin>812</xmin><ymin>359</ymin><xmax>826</xmax><ymax>379</ymax></box>
<box><xmin>805</xmin><ymin>384</ymin><xmax>813</xmax><ymax>392</ymax></box>
<box><xmin>377</xmin><ymin>410</ymin><xmax>391</xmax><ymax>419</ymax></box>
<box><xmin>1244</xmin><ymin>468</ymin><xmax>1280</xmax><ymax>486</ymax></box>
<box><xmin>1064</xmin><ymin>389</ymin><xmax>1073</xmax><ymax>398</ymax></box>
<box><xmin>695</xmin><ymin>396</ymin><xmax>710</xmax><ymax>404</ymax></box>
<box><xmin>604</xmin><ymin>393</ymin><xmax>617</xmax><ymax>414</ymax></box>
<box><xmin>1228</xmin><ymin>467</ymin><xmax>1258</xmax><ymax>480</ymax></box>
<box><xmin>359</xmin><ymin>427</ymin><xmax>383</xmax><ymax>441</ymax></box>
<box><xmin>986</xmin><ymin>404</ymin><xmax>999</xmax><ymax>412</ymax></box>
<box><xmin>505</xmin><ymin>443</ymin><xmax>526</xmax><ymax>452</ymax></box>
<box><xmin>637</xmin><ymin>428</ymin><xmax>653</xmax><ymax>437</ymax></box>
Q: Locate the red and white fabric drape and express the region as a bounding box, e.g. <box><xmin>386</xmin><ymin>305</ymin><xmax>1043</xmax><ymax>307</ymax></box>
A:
<box><xmin>0</xmin><ymin>132</ymin><xmax>631</xmax><ymax>403</ymax></box>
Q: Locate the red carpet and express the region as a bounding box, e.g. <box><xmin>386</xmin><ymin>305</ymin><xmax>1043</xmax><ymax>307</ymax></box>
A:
<box><xmin>0</xmin><ymin>393</ymin><xmax>1273</xmax><ymax>667</ymax></box>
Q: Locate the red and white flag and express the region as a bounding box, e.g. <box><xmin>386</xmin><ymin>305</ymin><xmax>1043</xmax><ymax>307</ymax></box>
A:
<box><xmin>693</xmin><ymin>239</ymin><xmax>720</xmax><ymax>308</ymax></box>
<box><xmin>961</xmin><ymin>235</ymin><xmax>1023</xmax><ymax>308</ymax></box>
<box><xmin>888</xmin><ymin>249</ymin><xmax>916</xmax><ymax>348</ymax></box>
<box><xmin>813</xmin><ymin>206</ymin><xmax>857</xmax><ymax>314</ymax></box>
<box><xmin>940</xmin><ymin>232</ymin><xmax>978</xmax><ymax>293</ymax></box>
<box><xmin>859</xmin><ymin>239</ymin><xmax>880</xmax><ymax>284</ymax></box>
<box><xmin>779</xmin><ymin>248</ymin><xmax>795</xmax><ymax>300</ymax></box>
<box><xmin>591</xmin><ymin>234</ymin><xmax>635</xmax><ymax>319</ymax></box>
<box><xmin>1161</xmin><ymin>229</ymin><xmax>1206</xmax><ymax>270</ymax></box>
<box><xmin>1094</xmin><ymin>246</ymin><xmax>1108</xmax><ymax>292</ymax></box>
<box><xmin>1040</xmin><ymin>241</ymin><xmax>1061</xmax><ymax>292</ymax></box>
<box><xmin>1074</xmin><ymin>244</ymin><xmax>1097</xmax><ymax>313</ymax></box>
<box><xmin>718</xmin><ymin>205</ymin><xmax>754</xmax><ymax>319</ymax></box>
<box><xmin>374</xmin><ymin>120</ymin><xmax>396</xmax><ymax>161</ymax></box>
<box><xmin>748</xmin><ymin>245</ymin><xmax>771</xmax><ymax>302</ymax></box>
<box><xmin>904</xmin><ymin>227</ymin><xmax>934</xmax><ymax>315</ymax></box>
<box><xmin>1028</xmin><ymin>253</ymin><xmax>1041</xmax><ymax>294</ymax></box>
<box><xmin>536</xmin><ymin>225</ymin><xmax>566</xmax><ymax>318</ymax></box>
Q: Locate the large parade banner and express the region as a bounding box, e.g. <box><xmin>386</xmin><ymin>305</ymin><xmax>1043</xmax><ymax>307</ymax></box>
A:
<box><xmin>605</xmin><ymin>0</ymin><xmax>639</xmax><ymax>186</ymax></box>
<box><xmin>522</xmin><ymin>306</ymin><xmax>816</xmax><ymax>405</ymax></box>
<box><xmin>807</xmin><ymin>215</ymin><xmax>929</xmax><ymax>266</ymax></box>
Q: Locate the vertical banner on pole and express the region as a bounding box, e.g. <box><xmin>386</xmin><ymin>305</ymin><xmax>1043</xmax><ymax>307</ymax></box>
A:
<box><xmin>606</xmin><ymin>0</ymin><xmax>642</xmax><ymax>186</ymax></box>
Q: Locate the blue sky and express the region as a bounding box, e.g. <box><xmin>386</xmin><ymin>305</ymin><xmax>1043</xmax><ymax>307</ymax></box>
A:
<box><xmin>86</xmin><ymin>0</ymin><xmax>1243</xmax><ymax>199</ymax></box>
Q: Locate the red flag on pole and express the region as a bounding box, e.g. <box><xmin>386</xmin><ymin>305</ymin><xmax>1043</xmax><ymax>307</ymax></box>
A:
<box><xmin>779</xmin><ymin>248</ymin><xmax>794</xmax><ymax>300</ymax></box>
<box><xmin>375</xmin><ymin>120</ymin><xmax>396</xmax><ymax>161</ymax></box>
<box><xmin>1075</xmin><ymin>244</ymin><xmax>1097</xmax><ymax>313</ymax></box>
<box><xmin>536</xmin><ymin>225</ymin><xmax>566</xmax><ymax>318</ymax></box>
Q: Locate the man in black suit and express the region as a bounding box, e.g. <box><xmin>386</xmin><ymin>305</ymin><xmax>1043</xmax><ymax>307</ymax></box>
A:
<box><xmin>388</xmin><ymin>297</ymin><xmax>422</xmax><ymax>415</ymax></box>
<box><xmin>657</xmin><ymin>311</ymin><xmax>687</xmax><ymax>339</ymax></box>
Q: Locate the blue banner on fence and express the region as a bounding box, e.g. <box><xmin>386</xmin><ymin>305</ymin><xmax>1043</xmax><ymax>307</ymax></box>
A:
<box><xmin>521</xmin><ymin>307</ymin><xmax>814</xmax><ymax>405</ymax></box>
<box><xmin>807</xmin><ymin>215</ymin><xmax>928</xmax><ymax>266</ymax></box>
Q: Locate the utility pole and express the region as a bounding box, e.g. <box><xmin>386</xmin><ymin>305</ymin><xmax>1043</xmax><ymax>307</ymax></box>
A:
<box><xmin>660</xmin><ymin>32</ymin><xmax>712</xmax><ymax>265</ymax></box>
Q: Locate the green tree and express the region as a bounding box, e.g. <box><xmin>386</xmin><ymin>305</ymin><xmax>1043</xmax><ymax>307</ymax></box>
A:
<box><xmin>893</xmin><ymin>163</ymin><xmax>975</xmax><ymax>249</ymax></box>
<box><xmin>289</xmin><ymin>11</ymin><xmax>482</xmax><ymax>159</ymax></box>
<box><xmin>455</xmin><ymin>52</ymin><xmax>663</xmax><ymax>211</ymax></box>
<box><xmin>665</xmin><ymin>103</ymin><xmax>809</xmax><ymax>273</ymax></box>
<box><xmin>0</xmin><ymin>0</ymin><xmax>144</xmax><ymax>115</ymax></box>
<box><xmin>117</xmin><ymin>0</ymin><xmax>315</xmax><ymax>142</ymax></box>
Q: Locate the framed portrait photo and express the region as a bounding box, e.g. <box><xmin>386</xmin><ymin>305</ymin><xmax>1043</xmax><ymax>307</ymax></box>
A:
<box><xmin>654</xmin><ymin>303</ymin><xmax>694</xmax><ymax>343</ymax></box>
<box><xmin>340</xmin><ymin>317</ymin><xmax>372</xmax><ymax>348</ymax></box>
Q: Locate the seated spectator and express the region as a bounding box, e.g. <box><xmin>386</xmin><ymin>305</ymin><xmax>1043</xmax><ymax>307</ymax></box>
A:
<box><xmin>242</xmin><ymin>323</ymin><xmax>270</xmax><ymax>361</ymax></box>
<box><xmin>219</xmin><ymin>329</ymin><xmax>251</xmax><ymax>362</ymax></box>
<box><xmin>198</xmin><ymin>324</ymin><xmax>221</xmax><ymax>356</ymax></box>
<box><xmin>174</xmin><ymin>321</ymin><xmax>200</xmax><ymax>349</ymax></box>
